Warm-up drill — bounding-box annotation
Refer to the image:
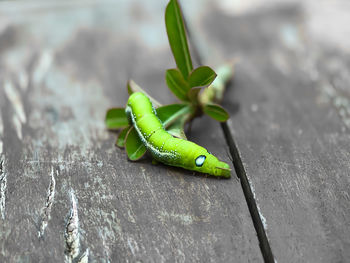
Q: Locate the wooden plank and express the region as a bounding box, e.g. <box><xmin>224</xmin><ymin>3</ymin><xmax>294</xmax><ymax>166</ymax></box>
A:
<box><xmin>0</xmin><ymin>1</ymin><xmax>262</xmax><ymax>262</ymax></box>
<box><xmin>198</xmin><ymin>1</ymin><xmax>350</xmax><ymax>262</ymax></box>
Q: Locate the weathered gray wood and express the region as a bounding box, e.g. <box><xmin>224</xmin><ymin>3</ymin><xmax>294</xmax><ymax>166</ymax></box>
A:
<box><xmin>0</xmin><ymin>1</ymin><xmax>262</xmax><ymax>262</ymax></box>
<box><xmin>199</xmin><ymin>1</ymin><xmax>350</xmax><ymax>262</ymax></box>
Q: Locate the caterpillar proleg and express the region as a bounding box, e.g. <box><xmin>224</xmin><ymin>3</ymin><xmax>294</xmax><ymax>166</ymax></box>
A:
<box><xmin>125</xmin><ymin>92</ymin><xmax>231</xmax><ymax>178</ymax></box>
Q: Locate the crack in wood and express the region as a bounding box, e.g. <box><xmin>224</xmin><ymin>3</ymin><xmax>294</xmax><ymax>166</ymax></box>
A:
<box><xmin>0</xmin><ymin>156</ymin><xmax>7</xmax><ymax>220</ymax></box>
<box><xmin>38</xmin><ymin>167</ymin><xmax>56</xmax><ymax>238</ymax></box>
<box><xmin>65</xmin><ymin>189</ymin><xmax>81</xmax><ymax>262</ymax></box>
<box><xmin>183</xmin><ymin>11</ymin><xmax>274</xmax><ymax>262</ymax></box>
<box><xmin>65</xmin><ymin>189</ymin><xmax>89</xmax><ymax>263</ymax></box>
<box><xmin>221</xmin><ymin>122</ymin><xmax>275</xmax><ymax>263</ymax></box>
<box><xmin>3</xmin><ymin>79</ymin><xmax>26</xmax><ymax>140</ymax></box>
<box><xmin>4</xmin><ymin>79</ymin><xmax>26</xmax><ymax>124</ymax></box>
<box><xmin>33</xmin><ymin>50</ymin><xmax>53</xmax><ymax>85</ymax></box>
<box><xmin>76</xmin><ymin>248</ymin><xmax>89</xmax><ymax>263</ymax></box>
<box><xmin>0</xmin><ymin>113</ymin><xmax>3</xmax><ymax>155</ymax></box>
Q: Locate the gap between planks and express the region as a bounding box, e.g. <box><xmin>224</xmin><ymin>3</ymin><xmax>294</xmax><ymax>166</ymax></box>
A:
<box><xmin>183</xmin><ymin>9</ymin><xmax>275</xmax><ymax>263</ymax></box>
<box><xmin>221</xmin><ymin>122</ymin><xmax>275</xmax><ymax>263</ymax></box>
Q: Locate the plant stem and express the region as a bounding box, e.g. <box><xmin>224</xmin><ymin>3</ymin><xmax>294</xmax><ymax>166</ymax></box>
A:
<box><xmin>200</xmin><ymin>62</ymin><xmax>235</xmax><ymax>105</ymax></box>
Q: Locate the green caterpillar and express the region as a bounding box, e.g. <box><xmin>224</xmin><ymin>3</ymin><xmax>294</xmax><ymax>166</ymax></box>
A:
<box><xmin>125</xmin><ymin>92</ymin><xmax>231</xmax><ymax>178</ymax></box>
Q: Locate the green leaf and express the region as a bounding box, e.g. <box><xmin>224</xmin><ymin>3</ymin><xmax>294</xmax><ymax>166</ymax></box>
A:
<box><xmin>203</xmin><ymin>103</ymin><xmax>229</xmax><ymax>122</ymax></box>
<box><xmin>165</xmin><ymin>69</ymin><xmax>190</xmax><ymax>101</ymax></box>
<box><xmin>189</xmin><ymin>66</ymin><xmax>217</xmax><ymax>88</ymax></box>
<box><xmin>116</xmin><ymin>126</ymin><xmax>131</xmax><ymax>148</ymax></box>
<box><xmin>156</xmin><ymin>103</ymin><xmax>192</xmax><ymax>128</ymax></box>
<box><xmin>201</xmin><ymin>62</ymin><xmax>235</xmax><ymax>104</ymax></box>
<box><xmin>165</xmin><ymin>0</ymin><xmax>193</xmax><ymax>79</ymax></box>
<box><xmin>127</xmin><ymin>80</ymin><xmax>162</xmax><ymax>107</ymax></box>
<box><xmin>105</xmin><ymin>108</ymin><xmax>129</xmax><ymax>130</ymax></box>
<box><xmin>125</xmin><ymin>127</ymin><xmax>147</xmax><ymax>161</ymax></box>
<box><xmin>166</xmin><ymin>116</ymin><xmax>188</xmax><ymax>140</ymax></box>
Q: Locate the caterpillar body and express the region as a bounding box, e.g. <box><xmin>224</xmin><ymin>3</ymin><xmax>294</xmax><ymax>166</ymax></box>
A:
<box><xmin>125</xmin><ymin>92</ymin><xmax>231</xmax><ymax>178</ymax></box>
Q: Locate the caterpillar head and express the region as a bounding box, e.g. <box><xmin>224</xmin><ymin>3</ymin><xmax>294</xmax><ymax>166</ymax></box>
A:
<box><xmin>194</xmin><ymin>153</ymin><xmax>231</xmax><ymax>178</ymax></box>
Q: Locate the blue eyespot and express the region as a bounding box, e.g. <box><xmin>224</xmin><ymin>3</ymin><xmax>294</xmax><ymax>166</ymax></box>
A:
<box><xmin>195</xmin><ymin>155</ymin><xmax>206</xmax><ymax>167</ymax></box>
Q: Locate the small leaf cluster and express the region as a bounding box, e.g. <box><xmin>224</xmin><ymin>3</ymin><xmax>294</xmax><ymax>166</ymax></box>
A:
<box><xmin>105</xmin><ymin>0</ymin><xmax>231</xmax><ymax>161</ymax></box>
<box><xmin>165</xmin><ymin>0</ymin><xmax>229</xmax><ymax>122</ymax></box>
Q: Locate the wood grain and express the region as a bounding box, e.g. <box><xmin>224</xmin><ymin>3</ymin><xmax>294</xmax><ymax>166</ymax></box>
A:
<box><xmin>200</xmin><ymin>2</ymin><xmax>350</xmax><ymax>262</ymax></box>
<box><xmin>0</xmin><ymin>1</ymin><xmax>261</xmax><ymax>262</ymax></box>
